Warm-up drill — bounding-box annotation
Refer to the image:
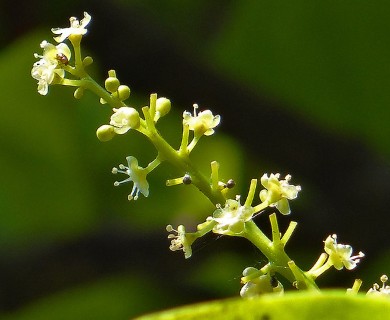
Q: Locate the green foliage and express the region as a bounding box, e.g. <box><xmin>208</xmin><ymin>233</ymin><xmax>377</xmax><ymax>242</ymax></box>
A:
<box><xmin>0</xmin><ymin>274</ymin><xmax>174</xmax><ymax>320</ymax></box>
<box><xmin>0</xmin><ymin>31</ymin><xmax>99</xmax><ymax>246</ymax></box>
<box><xmin>206</xmin><ymin>1</ymin><xmax>390</xmax><ymax>156</ymax></box>
<box><xmin>134</xmin><ymin>291</ymin><xmax>390</xmax><ymax>320</ymax></box>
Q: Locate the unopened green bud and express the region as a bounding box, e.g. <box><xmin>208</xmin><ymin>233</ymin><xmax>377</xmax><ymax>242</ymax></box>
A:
<box><xmin>105</xmin><ymin>77</ymin><xmax>120</xmax><ymax>93</ymax></box>
<box><xmin>74</xmin><ymin>87</ymin><xmax>84</xmax><ymax>99</ymax></box>
<box><xmin>96</xmin><ymin>125</ymin><xmax>116</xmax><ymax>142</ymax></box>
<box><xmin>156</xmin><ymin>97</ymin><xmax>171</xmax><ymax>117</ymax></box>
<box><xmin>82</xmin><ymin>56</ymin><xmax>94</xmax><ymax>67</ymax></box>
<box><xmin>117</xmin><ymin>85</ymin><xmax>130</xmax><ymax>101</ymax></box>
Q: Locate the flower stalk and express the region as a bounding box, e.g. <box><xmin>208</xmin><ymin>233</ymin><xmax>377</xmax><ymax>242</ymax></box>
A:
<box><xmin>31</xmin><ymin>11</ymin><xmax>370</xmax><ymax>299</ymax></box>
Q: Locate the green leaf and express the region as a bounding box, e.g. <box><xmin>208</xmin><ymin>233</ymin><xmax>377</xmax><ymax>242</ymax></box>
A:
<box><xmin>134</xmin><ymin>291</ymin><xmax>390</xmax><ymax>320</ymax></box>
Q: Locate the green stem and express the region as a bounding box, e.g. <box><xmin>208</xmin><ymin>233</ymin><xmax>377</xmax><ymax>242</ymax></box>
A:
<box><xmin>146</xmin><ymin>128</ymin><xmax>226</xmax><ymax>205</ymax></box>
<box><xmin>83</xmin><ymin>77</ymin><xmax>125</xmax><ymax>108</ymax></box>
<box><xmin>243</xmin><ymin>220</ymin><xmax>295</xmax><ymax>283</ymax></box>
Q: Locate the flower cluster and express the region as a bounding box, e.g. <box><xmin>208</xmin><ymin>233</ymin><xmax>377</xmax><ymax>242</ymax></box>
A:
<box><xmin>32</xmin><ymin>12</ymin><xmax>378</xmax><ymax>299</ymax></box>
<box><xmin>31</xmin><ymin>12</ymin><xmax>91</xmax><ymax>95</ymax></box>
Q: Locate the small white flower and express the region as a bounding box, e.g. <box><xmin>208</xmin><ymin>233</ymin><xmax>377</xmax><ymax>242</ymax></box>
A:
<box><xmin>51</xmin><ymin>12</ymin><xmax>91</xmax><ymax>43</ymax></box>
<box><xmin>166</xmin><ymin>225</ymin><xmax>193</xmax><ymax>259</ymax></box>
<box><xmin>31</xmin><ymin>60</ymin><xmax>58</xmax><ymax>95</ymax></box>
<box><xmin>112</xmin><ymin>156</ymin><xmax>149</xmax><ymax>200</ymax></box>
<box><xmin>259</xmin><ymin>173</ymin><xmax>301</xmax><ymax>215</ymax></box>
<box><xmin>183</xmin><ymin>104</ymin><xmax>220</xmax><ymax>136</ymax></box>
<box><xmin>240</xmin><ymin>268</ymin><xmax>284</xmax><ymax>298</ymax></box>
<box><xmin>367</xmin><ymin>275</ymin><xmax>390</xmax><ymax>297</ymax></box>
<box><xmin>212</xmin><ymin>198</ymin><xmax>255</xmax><ymax>235</ymax></box>
<box><xmin>324</xmin><ymin>234</ymin><xmax>364</xmax><ymax>270</ymax></box>
<box><xmin>109</xmin><ymin>107</ymin><xmax>140</xmax><ymax>134</ymax></box>
<box><xmin>31</xmin><ymin>41</ymin><xmax>71</xmax><ymax>95</ymax></box>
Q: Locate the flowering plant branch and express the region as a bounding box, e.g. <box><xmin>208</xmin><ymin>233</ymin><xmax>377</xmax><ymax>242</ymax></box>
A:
<box><xmin>31</xmin><ymin>12</ymin><xmax>388</xmax><ymax>300</ymax></box>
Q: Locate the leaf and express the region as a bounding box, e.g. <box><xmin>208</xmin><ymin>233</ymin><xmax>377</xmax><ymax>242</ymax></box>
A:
<box><xmin>133</xmin><ymin>291</ymin><xmax>390</xmax><ymax>320</ymax></box>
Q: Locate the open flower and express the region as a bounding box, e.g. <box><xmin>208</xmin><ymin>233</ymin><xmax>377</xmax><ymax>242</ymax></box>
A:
<box><xmin>166</xmin><ymin>225</ymin><xmax>193</xmax><ymax>259</ymax></box>
<box><xmin>183</xmin><ymin>104</ymin><xmax>220</xmax><ymax>136</ymax></box>
<box><xmin>240</xmin><ymin>268</ymin><xmax>284</xmax><ymax>298</ymax></box>
<box><xmin>112</xmin><ymin>156</ymin><xmax>149</xmax><ymax>200</ymax></box>
<box><xmin>31</xmin><ymin>40</ymin><xmax>71</xmax><ymax>95</ymax></box>
<box><xmin>212</xmin><ymin>198</ymin><xmax>255</xmax><ymax>235</ymax></box>
<box><xmin>367</xmin><ymin>275</ymin><xmax>390</xmax><ymax>297</ymax></box>
<box><xmin>259</xmin><ymin>173</ymin><xmax>301</xmax><ymax>215</ymax></box>
<box><xmin>324</xmin><ymin>234</ymin><xmax>365</xmax><ymax>270</ymax></box>
<box><xmin>109</xmin><ymin>107</ymin><xmax>140</xmax><ymax>134</ymax></box>
<box><xmin>51</xmin><ymin>12</ymin><xmax>91</xmax><ymax>43</ymax></box>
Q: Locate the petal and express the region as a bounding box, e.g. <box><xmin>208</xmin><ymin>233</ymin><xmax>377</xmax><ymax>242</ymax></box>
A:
<box><xmin>212</xmin><ymin>114</ymin><xmax>221</xmax><ymax>127</ymax></box>
<box><xmin>80</xmin><ymin>12</ymin><xmax>92</xmax><ymax>28</ymax></box>
<box><xmin>331</xmin><ymin>258</ymin><xmax>344</xmax><ymax>270</ymax></box>
<box><xmin>276</xmin><ymin>198</ymin><xmax>291</xmax><ymax>215</ymax></box>
<box><xmin>343</xmin><ymin>259</ymin><xmax>358</xmax><ymax>270</ymax></box>
<box><xmin>203</xmin><ymin>128</ymin><xmax>215</xmax><ymax>136</ymax></box>
<box><xmin>260</xmin><ymin>174</ymin><xmax>270</xmax><ymax>188</ymax></box>
<box><xmin>229</xmin><ymin>220</ymin><xmax>245</xmax><ymax>234</ymax></box>
<box><xmin>282</xmin><ymin>184</ymin><xmax>300</xmax><ymax>199</ymax></box>
<box><xmin>57</xmin><ymin>43</ymin><xmax>72</xmax><ymax>59</ymax></box>
<box><xmin>259</xmin><ymin>189</ymin><xmax>268</xmax><ymax>202</ymax></box>
<box><xmin>113</xmin><ymin>126</ymin><xmax>130</xmax><ymax>135</ymax></box>
<box><xmin>337</xmin><ymin>244</ymin><xmax>353</xmax><ymax>258</ymax></box>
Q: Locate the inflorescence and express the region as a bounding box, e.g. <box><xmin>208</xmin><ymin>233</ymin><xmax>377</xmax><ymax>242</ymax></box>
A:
<box><xmin>31</xmin><ymin>12</ymin><xmax>385</xmax><ymax>299</ymax></box>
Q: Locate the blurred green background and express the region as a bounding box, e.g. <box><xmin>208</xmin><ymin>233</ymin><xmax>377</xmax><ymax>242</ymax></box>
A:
<box><xmin>1</xmin><ymin>0</ymin><xmax>390</xmax><ymax>319</ymax></box>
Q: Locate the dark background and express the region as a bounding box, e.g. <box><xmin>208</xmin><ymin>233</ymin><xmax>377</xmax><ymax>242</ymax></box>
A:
<box><xmin>0</xmin><ymin>1</ymin><xmax>389</xmax><ymax>319</ymax></box>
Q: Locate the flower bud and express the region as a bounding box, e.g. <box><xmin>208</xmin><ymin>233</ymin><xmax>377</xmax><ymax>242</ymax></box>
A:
<box><xmin>117</xmin><ymin>85</ymin><xmax>130</xmax><ymax>101</ymax></box>
<box><xmin>105</xmin><ymin>77</ymin><xmax>120</xmax><ymax>93</ymax></box>
<box><xmin>74</xmin><ymin>87</ymin><xmax>84</xmax><ymax>99</ymax></box>
<box><xmin>156</xmin><ymin>97</ymin><xmax>171</xmax><ymax>117</ymax></box>
<box><xmin>82</xmin><ymin>56</ymin><xmax>93</xmax><ymax>67</ymax></box>
<box><xmin>96</xmin><ymin>125</ymin><xmax>115</xmax><ymax>141</ymax></box>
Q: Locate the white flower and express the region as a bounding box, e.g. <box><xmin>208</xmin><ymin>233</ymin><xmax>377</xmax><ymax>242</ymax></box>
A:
<box><xmin>259</xmin><ymin>173</ymin><xmax>301</xmax><ymax>215</ymax></box>
<box><xmin>166</xmin><ymin>225</ymin><xmax>193</xmax><ymax>259</ymax></box>
<box><xmin>367</xmin><ymin>275</ymin><xmax>390</xmax><ymax>297</ymax></box>
<box><xmin>109</xmin><ymin>107</ymin><xmax>140</xmax><ymax>134</ymax></box>
<box><xmin>183</xmin><ymin>104</ymin><xmax>220</xmax><ymax>136</ymax></box>
<box><xmin>240</xmin><ymin>268</ymin><xmax>284</xmax><ymax>298</ymax></box>
<box><xmin>324</xmin><ymin>234</ymin><xmax>365</xmax><ymax>270</ymax></box>
<box><xmin>112</xmin><ymin>156</ymin><xmax>149</xmax><ymax>200</ymax></box>
<box><xmin>51</xmin><ymin>12</ymin><xmax>91</xmax><ymax>43</ymax></box>
<box><xmin>212</xmin><ymin>198</ymin><xmax>255</xmax><ymax>235</ymax></box>
<box><xmin>31</xmin><ymin>60</ymin><xmax>58</xmax><ymax>95</ymax></box>
<box><xmin>31</xmin><ymin>41</ymin><xmax>71</xmax><ymax>95</ymax></box>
